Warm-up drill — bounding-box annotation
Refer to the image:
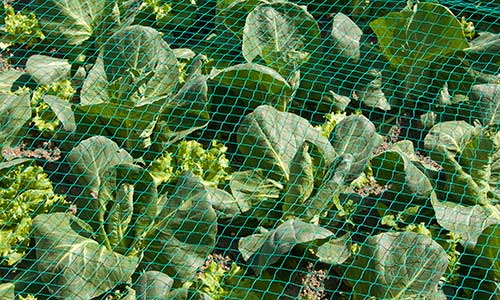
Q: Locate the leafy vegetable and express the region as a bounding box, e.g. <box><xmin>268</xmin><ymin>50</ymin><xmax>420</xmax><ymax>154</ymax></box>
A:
<box><xmin>239</xmin><ymin>219</ymin><xmax>333</xmax><ymax>273</ymax></box>
<box><xmin>134</xmin><ymin>270</ymin><xmax>174</xmax><ymax>300</ymax></box>
<box><xmin>424</xmin><ymin>121</ymin><xmax>500</xmax><ymax>207</ymax></box>
<box><xmin>31</xmin><ymin>213</ymin><xmax>139</xmax><ymax>300</ymax></box>
<box><xmin>0</xmin><ymin>4</ymin><xmax>44</xmax><ymax>48</ymax></box>
<box><xmin>237</xmin><ymin>105</ymin><xmax>335</xmax><ymax>181</ymax></box>
<box><xmin>345</xmin><ymin>231</ymin><xmax>448</xmax><ymax>299</ymax></box>
<box><xmin>66</xmin><ymin>136</ymin><xmax>134</xmax><ymax>224</ymax></box>
<box><xmin>242</xmin><ymin>1</ymin><xmax>320</xmax><ymax>75</ymax></box>
<box><xmin>0</xmin><ymin>160</ymin><xmax>65</xmax><ymax>265</ymax></box>
<box><xmin>0</xmin><ymin>91</ymin><xmax>31</xmax><ymax>151</ymax></box>
<box><xmin>329</xmin><ymin>13</ymin><xmax>362</xmax><ymax>62</ymax></box>
<box><xmin>143</xmin><ymin>173</ymin><xmax>218</xmax><ymax>283</ymax></box>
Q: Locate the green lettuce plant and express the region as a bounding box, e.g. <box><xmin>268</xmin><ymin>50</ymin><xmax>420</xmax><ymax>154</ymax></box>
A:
<box><xmin>0</xmin><ymin>159</ymin><xmax>65</xmax><ymax>265</ymax></box>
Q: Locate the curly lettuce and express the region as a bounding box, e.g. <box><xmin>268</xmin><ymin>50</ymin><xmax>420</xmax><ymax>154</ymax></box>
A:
<box><xmin>149</xmin><ymin>140</ymin><xmax>229</xmax><ymax>186</ymax></box>
<box><xmin>31</xmin><ymin>79</ymin><xmax>75</xmax><ymax>131</ymax></box>
<box><xmin>0</xmin><ymin>4</ymin><xmax>45</xmax><ymax>48</ymax></box>
<box><xmin>0</xmin><ymin>162</ymin><xmax>65</xmax><ymax>265</ymax></box>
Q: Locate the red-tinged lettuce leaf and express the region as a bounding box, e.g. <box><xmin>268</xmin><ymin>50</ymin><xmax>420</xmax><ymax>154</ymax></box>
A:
<box><xmin>345</xmin><ymin>232</ymin><xmax>448</xmax><ymax>300</ymax></box>
<box><xmin>143</xmin><ymin>174</ymin><xmax>217</xmax><ymax>285</ymax></box>
<box><xmin>32</xmin><ymin>213</ymin><xmax>138</xmax><ymax>300</ymax></box>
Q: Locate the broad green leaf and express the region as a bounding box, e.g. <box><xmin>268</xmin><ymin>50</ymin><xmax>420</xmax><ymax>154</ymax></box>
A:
<box><xmin>370</xmin><ymin>2</ymin><xmax>469</xmax><ymax>72</ymax></box>
<box><xmin>0</xmin><ymin>69</ymin><xmax>26</xmax><ymax>92</ymax></box>
<box><xmin>300</xmin><ymin>154</ymin><xmax>352</xmax><ymax>223</ymax></box>
<box><xmin>353</xmin><ymin>69</ymin><xmax>391</xmax><ymax>111</ymax></box>
<box><xmin>465</xmin><ymin>32</ymin><xmax>500</xmax><ymax>69</ymax></box>
<box><xmin>330</xmin><ymin>13</ymin><xmax>362</xmax><ymax>61</ymax></box>
<box><xmin>80</xmin><ymin>56</ymin><xmax>107</xmax><ymax>105</ymax></box>
<box><xmin>237</xmin><ymin>105</ymin><xmax>336</xmax><ymax>181</ymax></box>
<box><xmin>283</xmin><ymin>142</ymin><xmax>315</xmax><ymax>218</ymax></box>
<box><xmin>229</xmin><ymin>169</ymin><xmax>283</xmax><ymax>220</ymax></box>
<box><xmin>99</xmin><ymin>164</ymin><xmax>158</xmax><ymax>255</ymax></box>
<box><xmin>209</xmin><ymin>63</ymin><xmax>293</xmax><ymax>111</ymax></box>
<box><xmin>66</xmin><ymin>136</ymin><xmax>133</xmax><ymax>225</ymax></box>
<box><xmin>216</xmin><ymin>0</ymin><xmax>259</xmax><ymax>36</ymax></box>
<box><xmin>25</xmin><ymin>55</ymin><xmax>71</xmax><ymax>85</ymax></box>
<box><xmin>0</xmin><ymin>91</ymin><xmax>31</xmax><ymax>150</ymax></box>
<box><xmin>424</xmin><ymin>121</ymin><xmax>500</xmax><ymax>206</ymax></box>
<box><xmin>33</xmin><ymin>0</ymin><xmax>112</xmax><ymax>47</ymax></box>
<box><xmin>239</xmin><ymin>219</ymin><xmax>333</xmax><ymax>273</ymax></box>
<box><xmin>470</xmin><ymin>84</ymin><xmax>500</xmax><ymax>126</ymax></box>
<box><xmin>345</xmin><ymin>232</ymin><xmax>448</xmax><ymax>300</ymax></box>
<box><xmin>153</xmin><ymin>75</ymin><xmax>210</xmax><ymax>147</ymax></box>
<box><xmin>476</xmin><ymin>224</ymin><xmax>500</xmax><ymax>280</ymax></box>
<box><xmin>206</xmin><ymin>186</ymin><xmax>247</xmax><ymax>219</ymax></box>
<box><xmin>242</xmin><ymin>2</ymin><xmax>320</xmax><ymax>73</ymax></box>
<box><xmin>135</xmin><ymin>271</ymin><xmax>174</xmax><ymax>300</ymax></box>
<box><xmin>43</xmin><ymin>95</ymin><xmax>76</xmax><ymax>131</ymax></box>
<box><xmin>371</xmin><ymin>150</ymin><xmax>434</xmax><ymax>207</ymax></box>
<box><xmin>76</xmin><ymin>100</ymin><xmax>165</xmax><ymax>150</ymax></box>
<box><xmin>0</xmin><ymin>283</ymin><xmax>14</xmax><ymax>300</ymax></box>
<box><xmin>32</xmin><ymin>213</ymin><xmax>138</xmax><ymax>300</ymax></box>
<box><xmin>331</xmin><ymin>114</ymin><xmax>383</xmax><ymax>180</ymax></box>
<box><xmin>103</xmin><ymin>25</ymin><xmax>179</xmax><ymax>105</ymax></box>
<box><xmin>143</xmin><ymin>174</ymin><xmax>217</xmax><ymax>283</ymax></box>
<box><xmin>432</xmin><ymin>197</ymin><xmax>500</xmax><ymax>248</ymax></box>
<box><xmin>316</xmin><ymin>234</ymin><xmax>351</xmax><ymax>265</ymax></box>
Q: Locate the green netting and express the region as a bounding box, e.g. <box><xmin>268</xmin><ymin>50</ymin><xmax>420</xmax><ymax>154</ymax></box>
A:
<box><xmin>0</xmin><ymin>0</ymin><xmax>499</xmax><ymax>299</ymax></box>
